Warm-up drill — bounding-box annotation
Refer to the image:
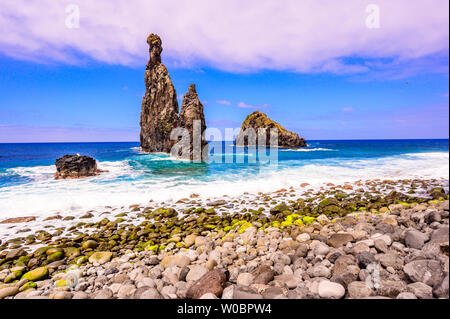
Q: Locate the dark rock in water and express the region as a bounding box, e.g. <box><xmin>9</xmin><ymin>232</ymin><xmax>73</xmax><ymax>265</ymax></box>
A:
<box><xmin>140</xmin><ymin>33</ymin><xmax>179</xmax><ymax>153</ymax></box>
<box><xmin>175</xmin><ymin>84</ymin><xmax>208</xmax><ymax>161</ymax></box>
<box><xmin>235</xmin><ymin>111</ymin><xmax>306</xmax><ymax>147</ymax></box>
<box><xmin>55</xmin><ymin>155</ymin><xmax>102</xmax><ymax>179</ymax></box>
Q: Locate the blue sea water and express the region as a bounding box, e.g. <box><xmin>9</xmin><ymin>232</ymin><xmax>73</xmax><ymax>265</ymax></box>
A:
<box><xmin>0</xmin><ymin>139</ymin><xmax>448</xmax><ymax>217</ymax></box>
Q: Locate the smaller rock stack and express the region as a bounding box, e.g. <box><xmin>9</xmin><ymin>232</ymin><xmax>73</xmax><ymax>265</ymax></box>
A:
<box><xmin>235</xmin><ymin>111</ymin><xmax>306</xmax><ymax>147</ymax></box>
<box><xmin>54</xmin><ymin>155</ymin><xmax>103</xmax><ymax>179</ymax></box>
<box><xmin>177</xmin><ymin>84</ymin><xmax>208</xmax><ymax>161</ymax></box>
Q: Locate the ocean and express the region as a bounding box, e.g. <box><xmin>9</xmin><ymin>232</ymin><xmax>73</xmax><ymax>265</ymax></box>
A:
<box><xmin>0</xmin><ymin>139</ymin><xmax>448</xmax><ymax>218</ymax></box>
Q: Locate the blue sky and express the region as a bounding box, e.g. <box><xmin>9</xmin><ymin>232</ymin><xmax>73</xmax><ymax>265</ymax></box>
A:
<box><xmin>0</xmin><ymin>1</ymin><xmax>448</xmax><ymax>142</ymax></box>
<box><xmin>0</xmin><ymin>56</ymin><xmax>448</xmax><ymax>142</ymax></box>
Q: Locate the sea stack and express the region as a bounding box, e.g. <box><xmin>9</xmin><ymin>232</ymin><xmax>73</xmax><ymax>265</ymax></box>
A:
<box><xmin>54</xmin><ymin>155</ymin><xmax>102</xmax><ymax>179</ymax></box>
<box><xmin>177</xmin><ymin>84</ymin><xmax>208</xmax><ymax>161</ymax></box>
<box><xmin>235</xmin><ymin>111</ymin><xmax>306</xmax><ymax>147</ymax></box>
<box><xmin>140</xmin><ymin>34</ymin><xmax>179</xmax><ymax>153</ymax></box>
<box><xmin>139</xmin><ymin>34</ymin><xmax>208</xmax><ymax>160</ymax></box>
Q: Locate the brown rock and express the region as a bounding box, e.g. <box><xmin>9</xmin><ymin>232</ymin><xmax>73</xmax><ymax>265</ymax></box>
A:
<box><xmin>378</xmin><ymin>280</ymin><xmax>408</xmax><ymax>298</ymax></box>
<box><xmin>140</xmin><ymin>34</ymin><xmax>179</xmax><ymax>153</ymax></box>
<box><xmin>233</xmin><ymin>286</ymin><xmax>263</xmax><ymax>299</ymax></box>
<box><xmin>175</xmin><ymin>84</ymin><xmax>208</xmax><ymax>161</ymax></box>
<box><xmin>403</xmin><ymin>260</ymin><xmax>444</xmax><ymax>287</ymax></box>
<box><xmin>186</xmin><ymin>269</ymin><xmax>227</xmax><ymax>299</ymax></box>
<box><xmin>347</xmin><ymin>281</ymin><xmax>374</xmax><ymax>299</ymax></box>
<box><xmin>0</xmin><ymin>216</ymin><xmax>36</xmax><ymax>224</ymax></box>
<box><xmin>54</xmin><ymin>155</ymin><xmax>102</xmax><ymax>179</ymax></box>
<box><xmin>327</xmin><ymin>233</ymin><xmax>354</xmax><ymax>248</ymax></box>
<box><xmin>235</xmin><ymin>111</ymin><xmax>306</xmax><ymax>147</ymax></box>
<box><xmin>44</xmin><ymin>215</ymin><xmax>62</xmax><ymax>221</ymax></box>
<box><xmin>253</xmin><ymin>269</ymin><xmax>275</xmax><ymax>285</ymax></box>
<box><xmin>333</xmin><ymin>255</ymin><xmax>358</xmax><ymax>276</ymax></box>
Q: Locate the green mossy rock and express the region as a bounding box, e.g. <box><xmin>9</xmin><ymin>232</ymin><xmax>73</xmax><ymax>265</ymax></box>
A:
<box><xmin>20</xmin><ymin>281</ymin><xmax>37</xmax><ymax>291</ymax></box>
<box><xmin>318</xmin><ymin>198</ymin><xmax>339</xmax><ymax>208</ymax></box>
<box><xmin>33</xmin><ymin>246</ymin><xmax>51</xmax><ymax>258</ymax></box>
<box><xmin>46</xmin><ymin>247</ymin><xmax>63</xmax><ymax>256</ymax></box>
<box><xmin>81</xmin><ymin>240</ymin><xmax>98</xmax><ymax>250</ymax></box>
<box><xmin>64</xmin><ymin>247</ymin><xmax>81</xmax><ymax>259</ymax></box>
<box><xmin>88</xmin><ymin>252</ymin><xmax>112</xmax><ymax>265</ymax></box>
<box><xmin>46</xmin><ymin>251</ymin><xmax>64</xmax><ymax>263</ymax></box>
<box><xmin>270</xmin><ymin>203</ymin><xmax>290</xmax><ymax>215</ymax></box>
<box><xmin>22</xmin><ymin>266</ymin><xmax>48</xmax><ymax>282</ymax></box>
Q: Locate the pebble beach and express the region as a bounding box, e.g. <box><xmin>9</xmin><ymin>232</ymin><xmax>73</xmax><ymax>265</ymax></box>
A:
<box><xmin>0</xmin><ymin>178</ymin><xmax>448</xmax><ymax>299</ymax></box>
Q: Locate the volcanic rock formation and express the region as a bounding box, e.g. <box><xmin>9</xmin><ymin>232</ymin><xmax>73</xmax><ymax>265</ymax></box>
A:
<box><xmin>140</xmin><ymin>34</ymin><xmax>179</xmax><ymax>153</ymax></box>
<box><xmin>177</xmin><ymin>84</ymin><xmax>208</xmax><ymax>161</ymax></box>
<box><xmin>139</xmin><ymin>34</ymin><xmax>207</xmax><ymax>161</ymax></box>
<box><xmin>235</xmin><ymin>111</ymin><xmax>306</xmax><ymax>147</ymax></box>
<box><xmin>54</xmin><ymin>155</ymin><xmax>103</xmax><ymax>179</ymax></box>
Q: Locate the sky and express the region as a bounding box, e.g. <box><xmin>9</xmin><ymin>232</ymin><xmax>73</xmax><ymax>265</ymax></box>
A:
<box><xmin>0</xmin><ymin>0</ymin><xmax>449</xmax><ymax>142</ymax></box>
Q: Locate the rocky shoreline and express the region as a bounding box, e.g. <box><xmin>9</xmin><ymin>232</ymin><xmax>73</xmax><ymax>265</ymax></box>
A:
<box><xmin>0</xmin><ymin>178</ymin><xmax>448</xmax><ymax>299</ymax></box>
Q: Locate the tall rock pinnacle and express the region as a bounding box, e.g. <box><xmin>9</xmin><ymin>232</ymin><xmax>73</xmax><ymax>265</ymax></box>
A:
<box><xmin>178</xmin><ymin>84</ymin><xmax>208</xmax><ymax>161</ymax></box>
<box><xmin>140</xmin><ymin>34</ymin><xmax>179</xmax><ymax>153</ymax></box>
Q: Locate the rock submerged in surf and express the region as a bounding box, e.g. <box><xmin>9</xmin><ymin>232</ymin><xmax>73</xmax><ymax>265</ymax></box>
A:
<box><xmin>54</xmin><ymin>155</ymin><xmax>104</xmax><ymax>180</ymax></box>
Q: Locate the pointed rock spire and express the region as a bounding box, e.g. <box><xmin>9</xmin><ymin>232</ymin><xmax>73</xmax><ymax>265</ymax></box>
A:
<box><xmin>139</xmin><ymin>34</ymin><xmax>208</xmax><ymax>160</ymax></box>
<box><xmin>140</xmin><ymin>33</ymin><xmax>179</xmax><ymax>153</ymax></box>
<box><xmin>179</xmin><ymin>84</ymin><xmax>208</xmax><ymax>161</ymax></box>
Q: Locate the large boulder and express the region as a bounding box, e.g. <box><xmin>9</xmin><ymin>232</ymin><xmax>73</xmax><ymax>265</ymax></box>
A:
<box><xmin>140</xmin><ymin>33</ymin><xmax>179</xmax><ymax>153</ymax></box>
<box><xmin>55</xmin><ymin>155</ymin><xmax>102</xmax><ymax>179</ymax></box>
<box><xmin>403</xmin><ymin>260</ymin><xmax>444</xmax><ymax>287</ymax></box>
<box><xmin>235</xmin><ymin>111</ymin><xmax>306</xmax><ymax>147</ymax></box>
<box><xmin>186</xmin><ymin>269</ymin><xmax>228</xmax><ymax>299</ymax></box>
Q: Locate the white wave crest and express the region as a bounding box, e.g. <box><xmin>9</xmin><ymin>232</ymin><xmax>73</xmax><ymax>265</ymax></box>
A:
<box><xmin>281</xmin><ymin>148</ymin><xmax>337</xmax><ymax>152</ymax></box>
<box><xmin>0</xmin><ymin>151</ymin><xmax>448</xmax><ymax>219</ymax></box>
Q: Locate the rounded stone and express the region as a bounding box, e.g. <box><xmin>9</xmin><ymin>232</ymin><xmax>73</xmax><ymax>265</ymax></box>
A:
<box><xmin>236</xmin><ymin>273</ymin><xmax>255</xmax><ymax>286</ymax></box>
<box><xmin>318</xmin><ymin>280</ymin><xmax>346</xmax><ymax>299</ymax></box>
<box><xmin>347</xmin><ymin>281</ymin><xmax>374</xmax><ymax>299</ymax></box>
<box><xmin>186</xmin><ymin>265</ymin><xmax>209</xmax><ymax>282</ymax></box>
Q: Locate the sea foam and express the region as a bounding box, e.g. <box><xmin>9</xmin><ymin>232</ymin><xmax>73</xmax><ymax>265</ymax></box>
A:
<box><xmin>0</xmin><ymin>151</ymin><xmax>448</xmax><ymax>219</ymax></box>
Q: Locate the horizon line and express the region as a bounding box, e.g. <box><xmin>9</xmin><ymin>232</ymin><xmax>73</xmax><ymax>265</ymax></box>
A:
<box><xmin>0</xmin><ymin>137</ymin><xmax>449</xmax><ymax>144</ymax></box>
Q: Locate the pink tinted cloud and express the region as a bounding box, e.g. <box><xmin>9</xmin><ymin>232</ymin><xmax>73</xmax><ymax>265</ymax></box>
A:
<box><xmin>237</xmin><ymin>102</ymin><xmax>257</xmax><ymax>109</ymax></box>
<box><xmin>0</xmin><ymin>0</ymin><xmax>448</xmax><ymax>76</ymax></box>
<box><xmin>216</xmin><ymin>100</ymin><xmax>232</xmax><ymax>105</ymax></box>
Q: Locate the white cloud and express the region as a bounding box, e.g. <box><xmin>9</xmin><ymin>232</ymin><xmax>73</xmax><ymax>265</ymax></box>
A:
<box><xmin>0</xmin><ymin>0</ymin><xmax>448</xmax><ymax>76</ymax></box>
<box><xmin>216</xmin><ymin>100</ymin><xmax>232</xmax><ymax>105</ymax></box>
<box><xmin>342</xmin><ymin>107</ymin><xmax>355</xmax><ymax>112</ymax></box>
<box><xmin>237</xmin><ymin>102</ymin><xmax>257</xmax><ymax>109</ymax></box>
